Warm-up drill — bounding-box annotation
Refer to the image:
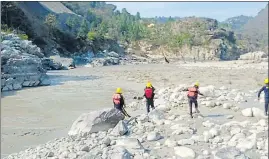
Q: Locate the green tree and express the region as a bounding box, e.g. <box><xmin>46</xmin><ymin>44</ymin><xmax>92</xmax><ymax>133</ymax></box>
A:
<box><xmin>97</xmin><ymin>21</ymin><xmax>108</xmax><ymax>37</ymax></box>
<box><xmin>77</xmin><ymin>19</ymin><xmax>89</xmax><ymax>39</ymax></box>
<box><xmin>65</xmin><ymin>17</ymin><xmax>75</xmax><ymax>32</ymax></box>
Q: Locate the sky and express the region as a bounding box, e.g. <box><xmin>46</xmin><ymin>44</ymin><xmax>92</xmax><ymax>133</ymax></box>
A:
<box><xmin>107</xmin><ymin>2</ymin><xmax>268</xmax><ymax>21</ymax></box>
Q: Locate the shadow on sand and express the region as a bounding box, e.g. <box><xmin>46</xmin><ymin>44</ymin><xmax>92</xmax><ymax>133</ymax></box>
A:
<box><xmin>203</xmin><ymin>114</ymin><xmax>225</xmax><ymax>118</ymax></box>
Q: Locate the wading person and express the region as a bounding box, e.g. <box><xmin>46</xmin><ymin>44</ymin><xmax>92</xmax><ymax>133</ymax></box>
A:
<box><xmin>112</xmin><ymin>88</ymin><xmax>131</xmax><ymax>118</ymax></box>
<box><xmin>258</xmin><ymin>78</ymin><xmax>269</xmax><ymax>116</ymax></box>
<box><xmin>183</xmin><ymin>82</ymin><xmax>204</xmax><ymax>118</ymax></box>
<box><xmin>144</xmin><ymin>82</ymin><xmax>155</xmax><ymax>113</ymax></box>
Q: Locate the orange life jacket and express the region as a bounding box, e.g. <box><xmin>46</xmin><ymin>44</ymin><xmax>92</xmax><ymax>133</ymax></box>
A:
<box><xmin>187</xmin><ymin>87</ymin><xmax>198</xmax><ymax>97</ymax></box>
<box><xmin>113</xmin><ymin>93</ymin><xmax>121</xmax><ymax>105</ymax></box>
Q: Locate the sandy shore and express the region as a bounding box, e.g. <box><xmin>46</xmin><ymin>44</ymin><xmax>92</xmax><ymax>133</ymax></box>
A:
<box><xmin>1</xmin><ymin>61</ymin><xmax>268</xmax><ymax>158</ymax></box>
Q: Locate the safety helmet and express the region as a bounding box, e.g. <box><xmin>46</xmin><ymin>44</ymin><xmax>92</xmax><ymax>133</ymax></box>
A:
<box><xmin>265</xmin><ymin>78</ymin><xmax>269</xmax><ymax>84</ymax></box>
<box><xmin>116</xmin><ymin>88</ymin><xmax>122</xmax><ymax>94</ymax></box>
<box><xmin>194</xmin><ymin>82</ymin><xmax>199</xmax><ymax>87</ymax></box>
<box><xmin>146</xmin><ymin>82</ymin><xmax>152</xmax><ymax>88</ymax></box>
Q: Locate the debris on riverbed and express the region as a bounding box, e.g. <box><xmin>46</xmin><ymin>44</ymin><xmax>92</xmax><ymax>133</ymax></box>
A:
<box><xmin>4</xmin><ymin>84</ymin><xmax>268</xmax><ymax>159</ymax></box>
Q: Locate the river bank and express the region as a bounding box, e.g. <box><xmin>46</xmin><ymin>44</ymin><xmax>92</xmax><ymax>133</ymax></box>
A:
<box><xmin>1</xmin><ymin>61</ymin><xmax>268</xmax><ymax>158</ymax></box>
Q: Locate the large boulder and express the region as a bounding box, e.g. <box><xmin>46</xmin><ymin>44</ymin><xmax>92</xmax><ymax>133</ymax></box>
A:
<box><xmin>1</xmin><ymin>32</ymin><xmax>51</xmax><ymax>92</ymax></box>
<box><xmin>68</xmin><ymin>108</ymin><xmax>125</xmax><ymax>136</ymax></box>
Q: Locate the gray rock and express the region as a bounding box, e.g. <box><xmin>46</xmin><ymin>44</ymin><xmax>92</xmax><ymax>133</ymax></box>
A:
<box><xmin>2</xmin><ymin>84</ymin><xmax>13</xmax><ymax>91</ymax></box>
<box><xmin>214</xmin><ymin>147</ymin><xmax>249</xmax><ymax>159</ymax></box>
<box><xmin>68</xmin><ymin>108</ymin><xmax>125</xmax><ymax>136</ymax></box>
<box><xmin>1</xmin><ymin>79</ymin><xmax>6</xmax><ymax>88</ymax></box>
<box><xmin>81</xmin><ymin>146</ymin><xmax>90</xmax><ymax>152</ymax></box>
<box><xmin>102</xmin><ymin>137</ymin><xmax>111</xmax><ymax>146</ymax></box>
<box><xmin>13</xmin><ymin>83</ymin><xmax>22</xmax><ymax>90</ymax></box>
<box><xmin>147</xmin><ymin>132</ymin><xmax>161</xmax><ymax>141</ymax></box>
<box><xmin>39</xmin><ymin>74</ymin><xmax>51</xmax><ymax>86</ymax></box>
<box><xmin>48</xmin><ymin>55</ymin><xmax>74</xmax><ymax>69</ymax></box>
<box><xmin>46</xmin><ymin>152</ymin><xmax>54</xmax><ymax>157</ymax></box>
<box><xmin>41</xmin><ymin>58</ymin><xmax>63</xmax><ymax>70</ymax></box>
<box><xmin>236</xmin><ymin>133</ymin><xmax>257</xmax><ymax>152</ymax></box>
<box><xmin>91</xmin><ymin>57</ymin><xmax>120</xmax><ymax>67</ymax></box>
<box><xmin>223</xmin><ymin>103</ymin><xmax>232</xmax><ymax>109</ymax></box>
<box><xmin>148</xmin><ymin>109</ymin><xmax>165</xmax><ymax>122</ymax></box>
<box><xmin>209</xmin><ymin>128</ymin><xmax>219</xmax><ymax>138</ymax></box>
<box><xmin>111</xmin><ymin>120</ymin><xmax>128</xmax><ymax>136</ymax></box>
<box><xmin>1</xmin><ymin>33</ymin><xmax>51</xmax><ymax>92</ymax></box>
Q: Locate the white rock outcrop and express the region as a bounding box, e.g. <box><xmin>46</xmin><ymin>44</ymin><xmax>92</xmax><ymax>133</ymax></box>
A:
<box><xmin>68</xmin><ymin>108</ymin><xmax>125</xmax><ymax>136</ymax></box>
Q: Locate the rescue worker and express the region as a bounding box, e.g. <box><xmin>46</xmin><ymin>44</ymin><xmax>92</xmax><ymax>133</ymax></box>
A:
<box><xmin>183</xmin><ymin>82</ymin><xmax>204</xmax><ymax>118</ymax></box>
<box><xmin>258</xmin><ymin>78</ymin><xmax>269</xmax><ymax>116</ymax></box>
<box><xmin>144</xmin><ymin>82</ymin><xmax>155</xmax><ymax>113</ymax></box>
<box><xmin>112</xmin><ymin>88</ymin><xmax>131</xmax><ymax>118</ymax></box>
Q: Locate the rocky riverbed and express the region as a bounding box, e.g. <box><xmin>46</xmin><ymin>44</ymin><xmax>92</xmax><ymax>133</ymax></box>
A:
<box><xmin>1</xmin><ymin>61</ymin><xmax>268</xmax><ymax>159</ymax></box>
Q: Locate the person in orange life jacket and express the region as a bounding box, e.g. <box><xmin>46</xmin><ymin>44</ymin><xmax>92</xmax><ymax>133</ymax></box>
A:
<box><xmin>112</xmin><ymin>88</ymin><xmax>131</xmax><ymax>118</ymax></box>
<box><xmin>258</xmin><ymin>78</ymin><xmax>269</xmax><ymax>116</ymax></box>
<box><xmin>144</xmin><ymin>82</ymin><xmax>155</xmax><ymax>113</ymax></box>
<box><xmin>183</xmin><ymin>82</ymin><xmax>204</xmax><ymax>118</ymax></box>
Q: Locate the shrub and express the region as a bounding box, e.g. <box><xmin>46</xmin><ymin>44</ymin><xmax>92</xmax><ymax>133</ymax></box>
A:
<box><xmin>18</xmin><ymin>34</ymin><xmax>28</xmax><ymax>40</ymax></box>
<box><xmin>87</xmin><ymin>31</ymin><xmax>97</xmax><ymax>41</ymax></box>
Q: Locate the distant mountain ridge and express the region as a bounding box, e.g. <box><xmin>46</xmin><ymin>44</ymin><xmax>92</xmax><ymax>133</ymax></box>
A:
<box><xmin>238</xmin><ymin>4</ymin><xmax>268</xmax><ymax>53</ymax></box>
<box><xmin>222</xmin><ymin>15</ymin><xmax>253</xmax><ymax>31</ymax></box>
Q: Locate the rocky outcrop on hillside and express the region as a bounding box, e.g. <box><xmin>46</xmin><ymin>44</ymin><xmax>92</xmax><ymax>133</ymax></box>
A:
<box><xmin>237</xmin><ymin>4</ymin><xmax>268</xmax><ymax>53</ymax></box>
<box><xmin>3</xmin><ymin>84</ymin><xmax>268</xmax><ymax>159</ymax></box>
<box><xmin>127</xmin><ymin>17</ymin><xmax>239</xmax><ymax>61</ymax></box>
<box><xmin>128</xmin><ymin>38</ymin><xmax>237</xmax><ymax>61</ymax></box>
<box><xmin>1</xmin><ymin>32</ymin><xmax>51</xmax><ymax>92</ymax></box>
<box><xmin>238</xmin><ymin>51</ymin><xmax>268</xmax><ymax>62</ymax></box>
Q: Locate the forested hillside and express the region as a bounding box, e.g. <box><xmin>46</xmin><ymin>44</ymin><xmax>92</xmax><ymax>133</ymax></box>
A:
<box><xmin>1</xmin><ymin>1</ymin><xmax>267</xmax><ymax>60</ymax></box>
